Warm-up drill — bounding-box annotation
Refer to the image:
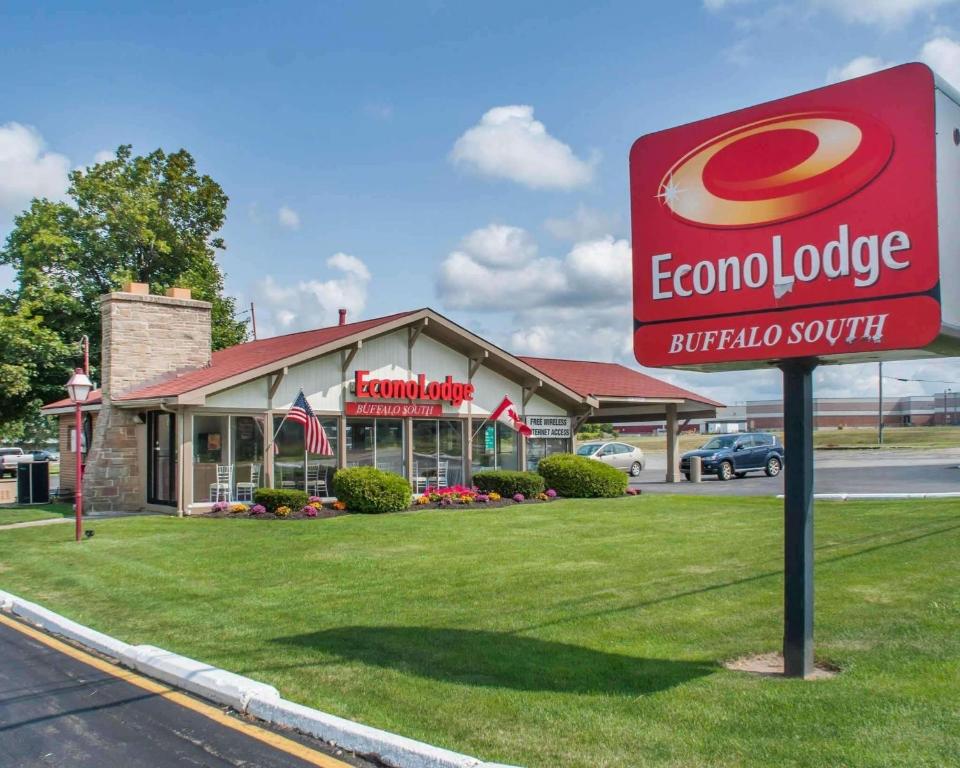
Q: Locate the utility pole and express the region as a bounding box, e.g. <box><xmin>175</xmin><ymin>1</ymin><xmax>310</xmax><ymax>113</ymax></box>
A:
<box><xmin>878</xmin><ymin>362</ymin><xmax>884</xmax><ymax>445</ymax></box>
<box><xmin>250</xmin><ymin>302</ymin><xmax>258</xmax><ymax>340</ymax></box>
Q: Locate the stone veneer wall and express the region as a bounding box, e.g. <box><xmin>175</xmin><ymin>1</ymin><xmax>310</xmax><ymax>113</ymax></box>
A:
<box><xmin>84</xmin><ymin>291</ymin><xmax>211</xmax><ymax>511</ymax></box>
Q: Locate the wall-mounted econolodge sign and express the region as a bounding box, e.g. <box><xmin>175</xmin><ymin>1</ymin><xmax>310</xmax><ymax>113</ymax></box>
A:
<box><xmin>353</xmin><ymin>370</ymin><xmax>475</xmax><ymax>407</ymax></box>
<box><xmin>631</xmin><ymin>63</ymin><xmax>960</xmax><ymax>370</ymax></box>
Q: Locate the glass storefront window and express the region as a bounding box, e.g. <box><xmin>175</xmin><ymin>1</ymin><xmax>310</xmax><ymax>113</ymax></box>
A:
<box><xmin>496</xmin><ymin>422</ymin><xmax>518</xmax><ymax>471</ymax></box>
<box><xmin>232</xmin><ymin>415</ymin><xmax>264</xmax><ymax>491</ymax></box>
<box><xmin>471</xmin><ymin>421</ymin><xmax>519</xmax><ymax>473</ymax></box>
<box><xmin>194</xmin><ymin>414</ymin><xmax>228</xmax><ymax>502</ymax></box>
<box><xmin>412</xmin><ymin>420</ymin><xmax>437</xmax><ymax>485</ymax></box>
<box><xmin>274</xmin><ymin>415</ymin><xmax>305</xmax><ymax>491</ymax></box>
<box><xmin>440</xmin><ymin>419</ymin><xmax>464</xmax><ymax>486</ymax></box>
<box><xmin>413</xmin><ymin>419</ymin><xmax>464</xmax><ymax>488</ymax></box>
<box><xmin>310</xmin><ymin>418</ymin><xmax>339</xmax><ymax>493</ymax></box>
<box><xmin>526</xmin><ymin>437</ymin><xmax>569</xmax><ymax>472</ymax></box>
<box><xmin>346</xmin><ymin>419</ymin><xmax>375</xmax><ymax>468</ymax></box>
<box><xmin>375</xmin><ymin>419</ymin><xmax>404</xmax><ymax>475</ymax></box>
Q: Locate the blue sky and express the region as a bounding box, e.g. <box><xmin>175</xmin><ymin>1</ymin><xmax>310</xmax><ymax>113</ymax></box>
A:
<box><xmin>4</xmin><ymin>0</ymin><xmax>960</xmax><ymax>404</ymax></box>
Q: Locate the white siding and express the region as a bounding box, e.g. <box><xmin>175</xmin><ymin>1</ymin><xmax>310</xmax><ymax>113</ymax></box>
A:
<box><xmin>525</xmin><ymin>393</ymin><xmax>568</xmax><ymax>417</ymax></box>
<box><xmin>470</xmin><ymin>366</ymin><xmax>523</xmax><ymax>416</ymax></box>
<box><xmin>274</xmin><ymin>353</ymin><xmax>343</xmax><ymax>412</ymax></box>
<box><xmin>205</xmin><ymin>377</ymin><xmax>268</xmax><ymax>409</ymax></box>
<box><xmin>350</xmin><ymin>330</ymin><xmax>411</xmax><ymax>382</ymax></box>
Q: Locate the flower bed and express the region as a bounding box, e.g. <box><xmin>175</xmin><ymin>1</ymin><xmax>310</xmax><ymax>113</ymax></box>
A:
<box><xmin>202</xmin><ymin>498</ymin><xmax>347</xmax><ymax>520</ymax></box>
<box><xmin>412</xmin><ymin>485</ymin><xmax>557</xmax><ymax>509</ymax></box>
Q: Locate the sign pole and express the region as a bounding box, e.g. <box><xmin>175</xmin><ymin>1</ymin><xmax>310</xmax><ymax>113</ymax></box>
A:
<box><xmin>781</xmin><ymin>360</ymin><xmax>815</xmax><ymax>678</ymax></box>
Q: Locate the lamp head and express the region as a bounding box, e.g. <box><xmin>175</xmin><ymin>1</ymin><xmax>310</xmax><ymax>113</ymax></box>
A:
<box><xmin>66</xmin><ymin>368</ymin><xmax>93</xmax><ymax>403</ymax></box>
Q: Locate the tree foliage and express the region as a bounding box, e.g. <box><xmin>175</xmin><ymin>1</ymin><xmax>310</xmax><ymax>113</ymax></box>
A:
<box><xmin>0</xmin><ymin>145</ymin><xmax>247</xmax><ymax>434</ymax></box>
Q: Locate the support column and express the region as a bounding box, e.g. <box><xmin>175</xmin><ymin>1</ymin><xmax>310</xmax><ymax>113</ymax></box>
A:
<box><xmin>665</xmin><ymin>403</ymin><xmax>680</xmax><ymax>483</ymax></box>
<box><xmin>465</xmin><ymin>413</ymin><xmax>473</xmax><ymax>485</ymax></box>
<box><xmin>404</xmin><ymin>416</ymin><xmax>414</xmax><ymax>487</ymax></box>
<box><xmin>337</xmin><ymin>414</ymin><xmax>348</xmax><ymax>470</ymax></box>
<box><xmin>264</xmin><ymin>409</ymin><xmax>275</xmax><ymax>489</ymax></box>
<box><xmin>781</xmin><ymin>360</ymin><xmax>815</xmax><ymax>678</ymax></box>
<box><xmin>181</xmin><ymin>409</ymin><xmax>193</xmax><ymax>516</ymax></box>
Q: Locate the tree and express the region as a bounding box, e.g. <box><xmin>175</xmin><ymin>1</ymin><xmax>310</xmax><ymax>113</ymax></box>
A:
<box><xmin>0</xmin><ymin>145</ymin><xmax>247</xmax><ymax>435</ymax></box>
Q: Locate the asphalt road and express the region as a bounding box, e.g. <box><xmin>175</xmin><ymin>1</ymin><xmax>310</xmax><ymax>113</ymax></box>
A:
<box><xmin>632</xmin><ymin>448</ymin><xmax>960</xmax><ymax>496</ymax></box>
<box><xmin>0</xmin><ymin>617</ymin><xmax>369</xmax><ymax>768</ymax></box>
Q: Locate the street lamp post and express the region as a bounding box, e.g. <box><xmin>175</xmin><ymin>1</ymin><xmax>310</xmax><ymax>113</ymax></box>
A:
<box><xmin>66</xmin><ymin>367</ymin><xmax>92</xmax><ymax>542</ymax></box>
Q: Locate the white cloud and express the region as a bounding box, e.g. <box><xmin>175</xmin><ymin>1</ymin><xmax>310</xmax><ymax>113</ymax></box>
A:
<box><xmin>828</xmin><ymin>33</ymin><xmax>960</xmax><ymax>92</ymax></box>
<box><xmin>437</xmin><ymin>225</ymin><xmax>629</xmax><ymax>311</ymax></box>
<box><xmin>92</xmin><ymin>149</ymin><xmax>115</xmax><ymax>164</ymax></box>
<box><xmin>0</xmin><ymin>122</ymin><xmax>70</xmax><ymax>220</ymax></box>
<box><xmin>544</xmin><ymin>206</ymin><xmax>620</xmax><ymax>241</ymax></box>
<box><xmin>450</xmin><ymin>105</ymin><xmax>596</xmax><ymax>190</ymax></box>
<box><xmin>458</xmin><ymin>223</ymin><xmax>538</xmax><ymax>267</ymax></box>
<box><xmin>278</xmin><ymin>205</ymin><xmax>301</xmax><ymax>230</ymax></box>
<box><xmin>921</xmin><ymin>35</ymin><xmax>960</xmax><ymax>88</ymax></box>
<box><xmin>827</xmin><ymin>55</ymin><xmax>895</xmax><ymax>83</ymax></box>
<box><xmin>259</xmin><ymin>252</ymin><xmax>371</xmax><ymax>335</ymax></box>
<box><xmin>813</xmin><ymin>0</ymin><xmax>955</xmax><ymax>26</ymax></box>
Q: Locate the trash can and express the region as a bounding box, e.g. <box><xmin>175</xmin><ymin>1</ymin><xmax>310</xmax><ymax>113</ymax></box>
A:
<box><xmin>16</xmin><ymin>461</ymin><xmax>50</xmax><ymax>505</ymax></box>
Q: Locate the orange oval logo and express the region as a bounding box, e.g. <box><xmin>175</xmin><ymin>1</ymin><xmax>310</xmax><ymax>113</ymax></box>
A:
<box><xmin>658</xmin><ymin>110</ymin><xmax>893</xmax><ymax>228</ymax></box>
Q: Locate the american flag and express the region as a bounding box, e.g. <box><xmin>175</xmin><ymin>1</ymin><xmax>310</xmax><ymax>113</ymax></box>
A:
<box><xmin>287</xmin><ymin>390</ymin><xmax>333</xmax><ymax>456</ymax></box>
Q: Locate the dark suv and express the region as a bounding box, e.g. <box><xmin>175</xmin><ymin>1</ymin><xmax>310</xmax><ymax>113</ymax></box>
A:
<box><xmin>680</xmin><ymin>433</ymin><xmax>784</xmax><ymax>481</ymax></box>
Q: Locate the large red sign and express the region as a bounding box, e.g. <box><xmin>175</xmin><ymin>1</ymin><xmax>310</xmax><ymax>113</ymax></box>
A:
<box><xmin>631</xmin><ymin>63</ymin><xmax>944</xmax><ymax>369</ymax></box>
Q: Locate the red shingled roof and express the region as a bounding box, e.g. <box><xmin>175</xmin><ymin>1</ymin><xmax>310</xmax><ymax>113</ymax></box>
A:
<box><xmin>114</xmin><ymin>310</ymin><xmax>418</xmax><ymax>401</ymax></box>
<box><xmin>518</xmin><ymin>357</ymin><xmax>722</xmax><ymax>407</ymax></box>
<box><xmin>42</xmin><ymin>389</ymin><xmax>103</xmax><ymax>411</ymax></box>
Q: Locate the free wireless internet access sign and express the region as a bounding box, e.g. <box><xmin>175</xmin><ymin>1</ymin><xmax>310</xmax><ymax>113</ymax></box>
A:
<box><xmin>631</xmin><ymin>63</ymin><xmax>960</xmax><ymax>371</ymax></box>
<box><xmin>629</xmin><ymin>63</ymin><xmax>960</xmax><ymax>678</ymax></box>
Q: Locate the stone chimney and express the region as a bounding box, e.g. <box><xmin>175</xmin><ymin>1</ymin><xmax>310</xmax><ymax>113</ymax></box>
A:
<box><xmin>339</xmin><ymin>308</ymin><xmax>347</xmax><ymax>326</ymax></box>
<box><xmin>84</xmin><ymin>283</ymin><xmax>212</xmax><ymax>512</ymax></box>
<box><xmin>100</xmin><ymin>282</ymin><xmax>212</xmax><ymax>399</ymax></box>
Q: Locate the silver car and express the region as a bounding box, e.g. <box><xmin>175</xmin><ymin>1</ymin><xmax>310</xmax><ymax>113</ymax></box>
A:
<box><xmin>577</xmin><ymin>441</ymin><xmax>645</xmax><ymax>476</ymax></box>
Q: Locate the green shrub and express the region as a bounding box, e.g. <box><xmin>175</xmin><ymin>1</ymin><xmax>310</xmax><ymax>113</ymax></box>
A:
<box><xmin>333</xmin><ymin>466</ymin><xmax>411</xmax><ymax>514</ymax></box>
<box><xmin>537</xmin><ymin>454</ymin><xmax>628</xmax><ymax>498</ymax></box>
<box><xmin>252</xmin><ymin>487</ymin><xmax>308</xmax><ymax>512</ymax></box>
<box><xmin>472</xmin><ymin>470</ymin><xmax>544</xmax><ymax>497</ymax></box>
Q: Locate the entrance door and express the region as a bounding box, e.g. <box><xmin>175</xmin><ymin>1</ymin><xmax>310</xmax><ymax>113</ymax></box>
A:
<box><xmin>148</xmin><ymin>411</ymin><xmax>177</xmax><ymax>506</ymax></box>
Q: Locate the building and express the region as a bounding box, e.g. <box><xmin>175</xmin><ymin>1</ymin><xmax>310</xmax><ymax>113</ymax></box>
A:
<box><xmin>618</xmin><ymin>405</ymin><xmax>747</xmax><ymax>435</ymax></box>
<box><xmin>43</xmin><ymin>284</ymin><xmax>720</xmax><ymax>514</ymax></box>
<box><xmin>745</xmin><ymin>395</ymin><xmax>940</xmax><ymax>430</ymax></box>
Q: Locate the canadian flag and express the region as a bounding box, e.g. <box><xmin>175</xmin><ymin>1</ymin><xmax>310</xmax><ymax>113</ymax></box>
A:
<box><xmin>490</xmin><ymin>395</ymin><xmax>532</xmax><ymax>437</ymax></box>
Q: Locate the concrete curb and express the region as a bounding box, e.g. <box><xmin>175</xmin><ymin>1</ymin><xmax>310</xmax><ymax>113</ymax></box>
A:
<box><xmin>776</xmin><ymin>492</ymin><xmax>960</xmax><ymax>500</ymax></box>
<box><xmin>121</xmin><ymin>645</ymin><xmax>280</xmax><ymax>712</ymax></box>
<box><xmin>0</xmin><ymin>590</ymin><xmax>133</xmax><ymax>660</ymax></box>
<box><xmin>0</xmin><ymin>589</ymin><xmax>521</xmax><ymax>768</ymax></box>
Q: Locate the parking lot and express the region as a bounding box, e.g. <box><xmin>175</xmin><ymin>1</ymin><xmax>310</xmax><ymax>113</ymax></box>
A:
<box><xmin>634</xmin><ymin>448</ymin><xmax>960</xmax><ymax>496</ymax></box>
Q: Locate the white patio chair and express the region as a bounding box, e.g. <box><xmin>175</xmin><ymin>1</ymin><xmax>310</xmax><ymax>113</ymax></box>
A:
<box><xmin>306</xmin><ymin>463</ymin><xmax>327</xmax><ymax>497</ymax></box>
<box><xmin>412</xmin><ymin>461</ymin><xmax>429</xmax><ymax>493</ymax></box>
<box><xmin>235</xmin><ymin>463</ymin><xmax>260</xmax><ymax>502</ymax></box>
<box><xmin>436</xmin><ymin>460</ymin><xmax>449</xmax><ymax>488</ymax></box>
<box><xmin>209</xmin><ymin>464</ymin><xmax>233</xmax><ymax>503</ymax></box>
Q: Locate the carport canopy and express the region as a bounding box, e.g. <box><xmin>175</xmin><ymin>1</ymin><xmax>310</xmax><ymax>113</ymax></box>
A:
<box><xmin>519</xmin><ymin>357</ymin><xmax>723</xmax><ymax>482</ymax></box>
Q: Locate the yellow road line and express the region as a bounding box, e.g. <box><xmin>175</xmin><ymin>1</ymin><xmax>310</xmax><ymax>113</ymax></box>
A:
<box><xmin>0</xmin><ymin>612</ymin><xmax>352</xmax><ymax>768</ymax></box>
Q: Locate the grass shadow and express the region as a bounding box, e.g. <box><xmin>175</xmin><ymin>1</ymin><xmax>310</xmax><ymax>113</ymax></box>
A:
<box><xmin>272</xmin><ymin>626</ymin><xmax>714</xmax><ymax>695</ymax></box>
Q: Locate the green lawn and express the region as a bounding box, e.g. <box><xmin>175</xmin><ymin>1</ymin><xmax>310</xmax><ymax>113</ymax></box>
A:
<box><xmin>0</xmin><ymin>497</ymin><xmax>957</xmax><ymax>767</ymax></box>
<box><xmin>0</xmin><ymin>502</ymin><xmax>71</xmax><ymax>525</ymax></box>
